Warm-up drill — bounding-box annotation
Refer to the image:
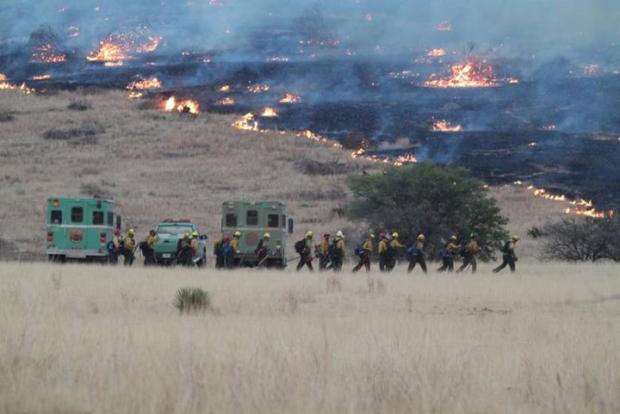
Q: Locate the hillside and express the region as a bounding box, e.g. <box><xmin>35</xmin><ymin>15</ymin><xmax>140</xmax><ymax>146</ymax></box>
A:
<box><xmin>0</xmin><ymin>88</ymin><xmax>581</xmax><ymax>260</ymax></box>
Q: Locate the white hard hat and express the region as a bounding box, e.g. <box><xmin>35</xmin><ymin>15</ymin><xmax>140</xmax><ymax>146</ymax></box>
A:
<box><xmin>336</xmin><ymin>230</ymin><xmax>344</xmax><ymax>238</ymax></box>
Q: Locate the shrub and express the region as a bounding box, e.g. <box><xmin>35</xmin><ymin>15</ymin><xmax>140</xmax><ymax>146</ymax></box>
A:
<box><xmin>346</xmin><ymin>162</ymin><xmax>509</xmax><ymax>260</ymax></box>
<box><xmin>174</xmin><ymin>288</ymin><xmax>211</xmax><ymax>313</ymax></box>
<box><xmin>540</xmin><ymin>216</ymin><xmax>620</xmax><ymax>262</ymax></box>
<box><xmin>42</xmin><ymin>120</ymin><xmax>104</xmax><ymax>144</ymax></box>
<box><xmin>0</xmin><ymin>111</ymin><xmax>14</xmax><ymax>122</ymax></box>
<box><xmin>67</xmin><ymin>100</ymin><xmax>92</xmax><ymax>111</ymax></box>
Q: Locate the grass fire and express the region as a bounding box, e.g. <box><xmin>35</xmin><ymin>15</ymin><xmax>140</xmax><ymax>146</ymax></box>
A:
<box><xmin>1</xmin><ymin>1</ymin><xmax>619</xmax><ymax>413</ymax></box>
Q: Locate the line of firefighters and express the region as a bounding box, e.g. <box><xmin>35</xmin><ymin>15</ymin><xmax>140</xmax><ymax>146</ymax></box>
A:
<box><xmin>104</xmin><ymin>227</ymin><xmax>520</xmax><ymax>273</ymax></box>
<box><xmin>107</xmin><ymin>229</ymin><xmax>203</xmax><ymax>266</ymax></box>
<box><xmin>294</xmin><ymin>231</ymin><xmax>520</xmax><ymax>274</ymax></box>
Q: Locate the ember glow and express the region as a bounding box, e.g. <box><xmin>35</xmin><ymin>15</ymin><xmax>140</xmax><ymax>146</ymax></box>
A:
<box><xmin>31</xmin><ymin>44</ymin><xmax>66</xmax><ymax>64</ymax></box>
<box><xmin>31</xmin><ymin>74</ymin><xmax>52</xmax><ymax>81</ymax></box>
<box><xmin>218</xmin><ymin>85</ymin><xmax>231</xmax><ymax>92</ymax></box>
<box><xmin>352</xmin><ymin>148</ymin><xmax>417</xmax><ymax>166</ymax></box>
<box><xmin>279</xmin><ymin>93</ymin><xmax>301</xmax><ymax>104</ymax></box>
<box><xmin>163</xmin><ymin>97</ymin><xmax>200</xmax><ymax>114</ymax></box>
<box><xmin>248</xmin><ymin>84</ymin><xmax>270</xmax><ymax>93</ymax></box>
<box><xmin>216</xmin><ymin>97</ymin><xmax>235</xmax><ymax>105</ymax></box>
<box><xmin>427</xmin><ymin>48</ymin><xmax>447</xmax><ymax>57</ymax></box>
<box><xmin>432</xmin><ymin>120</ymin><xmax>463</xmax><ymax>132</ymax></box>
<box><xmin>127</xmin><ymin>76</ymin><xmax>162</xmax><ymax>91</ymax></box>
<box><xmin>424</xmin><ymin>60</ymin><xmax>518</xmax><ymax>88</ymax></box>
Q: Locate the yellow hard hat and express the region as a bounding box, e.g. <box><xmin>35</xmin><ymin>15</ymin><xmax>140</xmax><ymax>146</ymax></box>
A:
<box><xmin>305</xmin><ymin>230</ymin><xmax>313</xmax><ymax>238</ymax></box>
<box><xmin>369</xmin><ymin>233</ymin><xmax>375</xmax><ymax>239</ymax></box>
<box><xmin>392</xmin><ymin>232</ymin><xmax>399</xmax><ymax>239</ymax></box>
<box><xmin>192</xmin><ymin>231</ymin><xmax>199</xmax><ymax>237</ymax></box>
<box><xmin>234</xmin><ymin>231</ymin><xmax>241</xmax><ymax>237</ymax></box>
<box><xmin>512</xmin><ymin>235</ymin><xmax>520</xmax><ymax>241</ymax></box>
<box><xmin>417</xmin><ymin>234</ymin><xmax>425</xmax><ymax>241</ymax></box>
<box><xmin>449</xmin><ymin>235</ymin><xmax>457</xmax><ymax>241</ymax></box>
<box><xmin>263</xmin><ymin>232</ymin><xmax>271</xmax><ymax>239</ymax></box>
<box><xmin>128</xmin><ymin>229</ymin><xmax>135</xmax><ymax>236</ymax></box>
<box><xmin>184</xmin><ymin>231</ymin><xmax>190</xmax><ymax>238</ymax></box>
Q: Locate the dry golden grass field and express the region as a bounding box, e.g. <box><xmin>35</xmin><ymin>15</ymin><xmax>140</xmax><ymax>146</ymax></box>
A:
<box><xmin>0</xmin><ymin>88</ymin><xmax>589</xmax><ymax>261</ymax></box>
<box><xmin>1</xmin><ymin>262</ymin><xmax>619</xmax><ymax>414</ymax></box>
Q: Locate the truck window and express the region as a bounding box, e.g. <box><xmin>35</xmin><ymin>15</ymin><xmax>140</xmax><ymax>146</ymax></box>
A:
<box><xmin>268</xmin><ymin>214</ymin><xmax>279</xmax><ymax>228</ymax></box>
<box><xmin>71</xmin><ymin>207</ymin><xmax>83</xmax><ymax>223</ymax></box>
<box><xmin>108</xmin><ymin>212</ymin><xmax>114</xmax><ymax>226</ymax></box>
<box><xmin>247</xmin><ymin>210</ymin><xmax>258</xmax><ymax>226</ymax></box>
<box><xmin>225</xmin><ymin>213</ymin><xmax>237</xmax><ymax>227</ymax></box>
<box><xmin>93</xmin><ymin>211</ymin><xmax>104</xmax><ymax>225</ymax></box>
<box><xmin>51</xmin><ymin>210</ymin><xmax>62</xmax><ymax>224</ymax></box>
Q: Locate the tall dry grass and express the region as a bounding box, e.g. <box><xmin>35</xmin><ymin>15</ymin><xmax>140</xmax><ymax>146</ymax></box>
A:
<box><xmin>1</xmin><ymin>262</ymin><xmax>619</xmax><ymax>413</ymax></box>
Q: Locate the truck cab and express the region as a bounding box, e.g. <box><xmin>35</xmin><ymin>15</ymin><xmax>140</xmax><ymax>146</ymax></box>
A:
<box><xmin>153</xmin><ymin>219</ymin><xmax>207</xmax><ymax>265</ymax></box>
<box><xmin>221</xmin><ymin>201</ymin><xmax>293</xmax><ymax>268</ymax></box>
<box><xmin>46</xmin><ymin>197</ymin><xmax>119</xmax><ymax>262</ymax></box>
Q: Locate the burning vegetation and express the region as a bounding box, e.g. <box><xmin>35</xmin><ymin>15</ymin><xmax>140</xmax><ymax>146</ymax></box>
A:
<box><xmin>424</xmin><ymin>59</ymin><xmax>518</xmax><ymax>88</ymax></box>
<box><xmin>279</xmin><ymin>93</ymin><xmax>301</xmax><ymax>104</ymax></box>
<box><xmin>87</xmin><ymin>27</ymin><xmax>162</xmax><ymax>65</ymax></box>
<box><xmin>163</xmin><ymin>97</ymin><xmax>200</xmax><ymax>114</ymax></box>
<box><xmin>514</xmin><ymin>181</ymin><xmax>613</xmax><ymax>219</ymax></box>
<box><xmin>432</xmin><ymin>120</ymin><xmax>463</xmax><ymax>132</ymax></box>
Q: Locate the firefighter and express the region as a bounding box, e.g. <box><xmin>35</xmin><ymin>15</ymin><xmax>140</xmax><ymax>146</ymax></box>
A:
<box><xmin>493</xmin><ymin>236</ymin><xmax>520</xmax><ymax>273</ymax></box>
<box><xmin>318</xmin><ymin>233</ymin><xmax>331</xmax><ymax>270</ymax></box>
<box><xmin>177</xmin><ymin>231</ymin><xmax>193</xmax><ymax>266</ymax></box>
<box><xmin>353</xmin><ymin>233</ymin><xmax>374</xmax><ymax>273</ymax></box>
<box><xmin>295</xmin><ymin>231</ymin><xmax>314</xmax><ymax>271</ymax></box>
<box><xmin>438</xmin><ymin>235</ymin><xmax>459</xmax><ymax>272</ymax></box>
<box><xmin>122</xmin><ymin>229</ymin><xmax>136</xmax><ymax>266</ymax></box>
<box><xmin>108</xmin><ymin>229</ymin><xmax>121</xmax><ymax>265</ymax></box>
<box><xmin>407</xmin><ymin>234</ymin><xmax>427</xmax><ymax>274</ymax></box>
<box><xmin>387</xmin><ymin>232</ymin><xmax>403</xmax><ymax>271</ymax></box>
<box><xmin>191</xmin><ymin>231</ymin><xmax>204</xmax><ymax>267</ymax></box>
<box><xmin>331</xmin><ymin>230</ymin><xmax>346</xmax><ymax>272</ymax></box>
<box><xmin>378</xmin><ymin>232</ymin><xmax>389</xmax><ymax>272</ymax></box>
<box><xmin>213</xmin><ymin>237</ymin><xmax>223</xmax><ymax>269</ymax></box>
<box><xmin>142</xmin><ymin>229</ymin><xmax>157</xmax><ymax>266</ymax></box>
<box><xmin>457</xmin><ymin>233</ymin><xmax>481</xmax><ymax>274</ymax></box>
<box><xmin>221</xmin><ymin>236</ymin><xmax>234</xmax><ymax>268</ymax></box>
<box><xmin>255</xmin><ymin>232</ymin><xmax>271</xmax><ymax>266</ymax></box>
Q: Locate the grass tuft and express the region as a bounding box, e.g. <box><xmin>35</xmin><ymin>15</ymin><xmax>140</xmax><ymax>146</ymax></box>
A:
<box><xmin>174</xmin><ymin>287</ymin><xmax>211</xmax><ymax>313</ymax></box>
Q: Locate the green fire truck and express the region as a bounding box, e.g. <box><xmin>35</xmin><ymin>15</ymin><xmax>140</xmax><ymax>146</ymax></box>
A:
<box><xmin>153</xmin><ymin>219</ymin><xmax>207</xmax><ymax>266</ymax></box>
<box><xmin>221</xmin><ymin>201</ymin><xmax>293</xmax><ymax>268</ymax></box>
<box><xmin>46</xmin><ymin>197</ymin><xmax>121</xmax><ymax>262</ymax></box>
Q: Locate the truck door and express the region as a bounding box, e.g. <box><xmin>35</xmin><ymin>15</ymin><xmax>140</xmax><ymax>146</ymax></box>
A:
<box><xmin>67</xmin><ymin>206</ymin><xmax>87</xmax><ymax>250</ymax></box>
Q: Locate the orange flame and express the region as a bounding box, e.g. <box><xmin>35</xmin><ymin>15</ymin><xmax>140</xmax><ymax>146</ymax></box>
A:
<box><xmin>261</xmin><ymin>107</ymin><xmax>278</xmax><ymax>117</ymax></box>
<box><xmin>432</xmin><ymin>120</ymin><xmax>463</xmax><ymax>132</ymax></box>
<box><xmin>514</xmin><ymin>181</ymin><xmax>613</xmax><ymax>219</ymax></box>
<box><xmin>424</xmin><ymin>60</ymin><xmax>518</xmax><ymax>88</ymax></box>
<box><xmin>216</xmin><ymin>97</ymin><xmax>235</xmax><ymax>105</ymax></box>
<box><xmin>163</xmin><ymin>97</ymin><xmax>200</xmax><ymax>114</ymax></box>
<box><xmin>279</xmin><ymin>93</ymin><xmax>301</xmax><ymax>104</ymax></box>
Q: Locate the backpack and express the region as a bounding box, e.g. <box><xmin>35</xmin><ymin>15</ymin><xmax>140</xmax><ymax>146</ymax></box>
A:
<box><xmin>222</xmin><ymin>243</ymin><xmax>232</xmax><ymax>256</ymax></box>
<box><xmin>328</xmin><ymin>242</ymin><xmax>338</xmax><ymax>258</ymax></box>
<box><xmin>354</xmin><ymin>246</ymin><xmax>364</xmax><ymax>257</ymax></box>
<box><xmin>385</xmin><ymin>243</ymin><xmax>395</xmax><ymax>259</ymax></box>
<box><xmin>295</xmin><ymin>239</ymin><xmax>306</xmax><ymax>254</ymax></box>
<box><xmin>407</xmin><ymin>245</ymin><xmax>417</xmax><ymax>259</ymax></box>
<box><xmin>500</xmin><ymin>241</ymin><xmax>510</xmax><ymax>254</ymax></box>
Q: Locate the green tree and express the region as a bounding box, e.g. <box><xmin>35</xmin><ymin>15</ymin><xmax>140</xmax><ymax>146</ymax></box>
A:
<box><xmin>346</xmin><ymin>163</ymin><xmax>509</xmax><ymax>261</ymax></box>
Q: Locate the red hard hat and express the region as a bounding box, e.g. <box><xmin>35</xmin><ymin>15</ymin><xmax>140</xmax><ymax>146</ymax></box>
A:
<box><xmin>223</xmin><ymin>236</ymin><xmax>230</xmax><ymax>242</ymax></box>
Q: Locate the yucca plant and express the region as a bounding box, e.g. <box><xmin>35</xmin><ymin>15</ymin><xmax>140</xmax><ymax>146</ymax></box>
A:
<box><xmin>174</xmin><ymin>288</ymin><xmax>211</xmax><ymax>313</ymax></box>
